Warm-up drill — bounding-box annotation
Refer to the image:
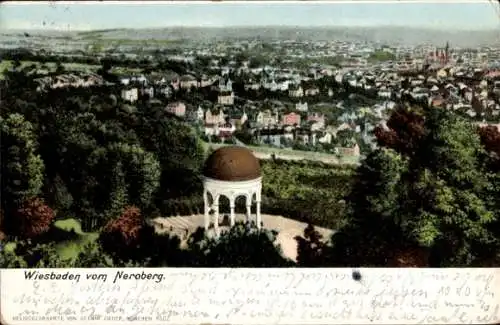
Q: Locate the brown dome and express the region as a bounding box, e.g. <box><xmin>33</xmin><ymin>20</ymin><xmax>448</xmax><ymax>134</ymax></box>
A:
<box><xmin>203</xmin><ymin>146</ymin><xmax>261</xmax><ymax>181</ymax></box>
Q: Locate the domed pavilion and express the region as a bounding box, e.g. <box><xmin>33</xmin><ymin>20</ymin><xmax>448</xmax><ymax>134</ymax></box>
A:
<box><xmin>202</xmin><ymin>146</ymin><xmax>262</xmax><ymax>236</ymax></box>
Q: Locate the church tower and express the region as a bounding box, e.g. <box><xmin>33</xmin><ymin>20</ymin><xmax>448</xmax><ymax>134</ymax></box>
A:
<box><xmin>445</xmin><ymin>41</ymin><xmax>450</xmax><ymax>64</ymax></box>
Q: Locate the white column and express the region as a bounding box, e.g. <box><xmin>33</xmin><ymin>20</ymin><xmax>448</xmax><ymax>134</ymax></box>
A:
<box><xmin>256</xmin><ymin>200</ymin><xmax>262</xmax><ymax>230</ymax></box>
<box><xmin>229</xmin><ymin>197</ymin><xmax>236</xmax><ymax>227</ymax></box>
<box><xmin>256</xmin><ymin>189</ymin><xmax>262</xmax><ymax>229</ymax></box>
<box><xmin>213</xmin><ymin>203</ymin><xmax>220</xmax><ymax>237</ymax></box>
<box><xmin>246</xmin><ymin>203</ymin><xmax>251</xmax><ymax>223</ymax></box>
<box><xmin>246</xmin><ymin>193</ymin><xmax>253</xmax><ymax>224</ymax></box>
<box><xmin>203</xmin><ymin>190</ymin><xmax>209</xmax><ymax>231</ymax></box>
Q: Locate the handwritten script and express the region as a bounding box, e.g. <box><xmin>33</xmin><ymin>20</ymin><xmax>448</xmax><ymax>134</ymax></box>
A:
<box><xmin>1</xmin><ymin>268</ymin><xmax>499</xmax><ymax>324</ymax></box>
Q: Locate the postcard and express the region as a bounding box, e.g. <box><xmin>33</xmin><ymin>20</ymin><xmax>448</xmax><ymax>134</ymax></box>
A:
<box><xmin>0</xmin><ymin>1</ymin><xmax>499</xmax><ymax>324</ymax></box>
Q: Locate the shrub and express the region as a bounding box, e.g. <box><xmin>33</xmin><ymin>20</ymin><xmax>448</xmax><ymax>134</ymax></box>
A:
<box><xmin>295</xmin><ymin>224</ymin><xmax>329</xmax><ymax>266</ymax></box>
<box><xmin>386</xmin><ymin>246</ymin><xmax>430</xmax><ymax>267</ymax></box>
<box><xmin>73</xmin><ymin>241</ymin><xmax>115</xmax><ymax>267</ymax></box>
<box><xmin>0</xmin><ymin>243</ymin><xmax>28</xmax><ymax>268</ymax></box>
<box><xmin>0</xmin><ymin>209</ymin><xmax>5</xmax><ymax>240</ymax></box>
<box><xmin>99</xmin><ymin>205</ymin><xmax>190</xmax><ymax>266</ymax></box>
<box><xmin>15</xmin><ymin>198</ymin><xmax>55</xmax><ymax>239</ymax></box>
<box><xmin>191</xmin><ymin>222</ymin><xmax>294</xmax><ymax>267</ymax></box>
<box><xmin>3</xmin><ymin>240</ymin><xmax>70</xmax><ymax>268</ymax></box>
<box><xmin>100</xmin><ymin>206</ymin><xmax>143</xmax><ymax>248</ymax></box>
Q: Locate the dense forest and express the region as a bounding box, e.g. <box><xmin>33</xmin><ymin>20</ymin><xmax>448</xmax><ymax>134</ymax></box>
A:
<box><xmin>1</xmin><ymin>63</ymin><xmax>500</xmax><ymax>268</ymax></box>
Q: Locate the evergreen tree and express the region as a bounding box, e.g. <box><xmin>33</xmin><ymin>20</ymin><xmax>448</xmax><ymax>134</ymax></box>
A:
<box><xmin>330</xmin><ymin>108</ymin><xmax>499</xmax><ymax>267</ymax></box>
<box><xmin>0</xmin><ymin>114</ymin><xmax>45</xmax><ymax>233</ymax></box>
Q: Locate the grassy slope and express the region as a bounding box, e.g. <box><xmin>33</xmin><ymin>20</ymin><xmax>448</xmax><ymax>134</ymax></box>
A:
<box><xmin>201</xmin><ymin>140</ymin><xmax>360</xmax><ymax>164</ymax></box>
<box><xmin>0</xmin><ymin>60</ymin><xmax>101</xmax><ymax>79</ymax></box>
<box><xmin>261</xmin><ymin>160</ymin><xmax>354</xmax><ymax>229</ymax></box>
<box><xmin>0</xmin><ymin>60</ymin><xmax>142</xmax><ymax>79</ymax></box>
<box><xmin>2</xmin><ymin>218</ymin><xmax>98</xmax><ymax>261</ymax></box>
<box><xmin>51</xmin><ymin>218</ymin><xmax>99</xmax><ymax>260</ymax></box>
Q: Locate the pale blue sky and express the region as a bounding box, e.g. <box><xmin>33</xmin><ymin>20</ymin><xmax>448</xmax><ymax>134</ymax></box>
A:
<box><xmin>1</xmin><ymin>1</ymin><xmax>499</xmax><ymax>31</ymax></box>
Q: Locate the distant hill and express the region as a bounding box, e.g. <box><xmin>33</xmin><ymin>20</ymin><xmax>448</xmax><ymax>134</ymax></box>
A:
<box><xmin>2</xmin><ymin>26</ymin><xmax>499</xmax><ymax>47</ymax></box>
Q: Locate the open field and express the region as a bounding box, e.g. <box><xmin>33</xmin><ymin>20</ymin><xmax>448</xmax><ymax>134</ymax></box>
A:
<box><xmin>109</xmin><ymin>66</ymin><xmax>143</xmax><ymax>74</ymax></box>
<box><xmin>0</xmin><ymin>60</ymin><xmax>142</xmax><ymax>78</ymax></box>
<box><xmin>50</xmin><ymin>218</ymin><xmax>99</xmax><ymax>261</ymax></box>
<box><xmin>0</xmin><ymin>60</ymin><xmax>101</xmax><ymax>77</ymax></box>
<box><xmin>203</xmin><ymin>141</ymin><xmax>361</xmax><ymax>165</ymax></box>
<box><xmin>2</xmin><ymin>218</ymin><xmax>99</xmax><ymax>261</ymax></box>
<box><xmin>87</xmin><ymin>38</ymin><xmax>185</xmax><ymax>46</ymax></box>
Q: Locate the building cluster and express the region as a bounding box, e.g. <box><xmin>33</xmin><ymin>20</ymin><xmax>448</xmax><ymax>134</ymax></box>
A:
<box><xmin>21</xmin><ymin>38</ymin><xmax>500</xmax><ymax>157</ymax></box>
